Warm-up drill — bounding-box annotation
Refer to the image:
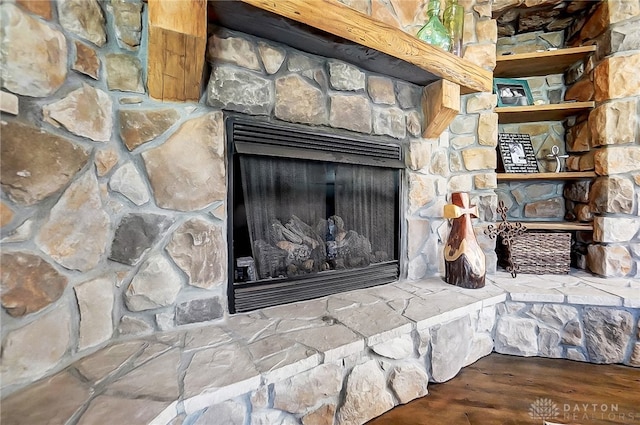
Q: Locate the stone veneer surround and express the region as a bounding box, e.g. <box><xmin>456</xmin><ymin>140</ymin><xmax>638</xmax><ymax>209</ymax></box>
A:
<box><xmin>0</xmin><ymin>0</ymin><xmax>499</xmax><ymax>398</ymax></box>
<box><xmin>1</xmin><ymin>273</ymin><xmax>638</xmax><ymax>425</ymax></box>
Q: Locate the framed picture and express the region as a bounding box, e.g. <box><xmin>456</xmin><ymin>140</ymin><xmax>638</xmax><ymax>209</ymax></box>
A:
<box><xmin>494</xmin><ymin>78</ymin><xmax>534</xmax><ymax>107</ymax></box>
<box><xmin>497</xmin><ymin>133</ymin><xmax>538</xmax><ymax>173</ymax></box>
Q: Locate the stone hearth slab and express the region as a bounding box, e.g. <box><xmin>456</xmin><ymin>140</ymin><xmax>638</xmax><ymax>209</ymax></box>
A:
<box><xmin>2</xmin><ymin>273</ymin><xmax>635</xmax><ymax>425</ymax></box>
<box><xmin>489</xmin><ymin>271</ymin><xmax>634</xmax><ymax>307</ymax></box>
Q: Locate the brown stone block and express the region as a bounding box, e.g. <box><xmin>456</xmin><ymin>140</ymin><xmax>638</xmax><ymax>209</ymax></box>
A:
<box><xmin>371</xmin><ymin>1</ymin><xmax>401</xmax><ymax>29</ymax></box>
<box><xmin>463</xmin><ymin>43</ymin><xmax>496</xmax><ymax>71</ymax></box>
<box><xmin>565</xmin><ymin>199</ymin><xmax>577</xmax><ymax>221</ymax></box>
<box><xmin>498</xmin><ymin>24</ymin><xmax>516</xmax><ymax>38</ymax></box>
<box><xmin>119</xmin><ymin>109</ymin><xmax>181</xmax><ymax>151</ymax></box>
<box><xmin>492</xmin><ymin>0</ymin><xmax>523</xmax><ymax>14</ymax></box>
<box><xmin>0</xmin><ymin>202</ymin><xmax>14</xmax><ymax>228</ymax></box>
<box><xmin>578</xmin><ymin>1</ymin><xmax>609</xmax><ymax>42</ymax></box>
<box><xmin>408</xmin><ymin>173</ymin><xmax>437</xmax><ymax>213</ymax></box>
<box><xmin>72</xmin><ymin>41</ymin><xmax>100</xmax><ymax>80</ymax></box>
<box><xmin>567</xmin><ymin>15</ymin><xmax>589</xmax><ymax>46</ymax></box>
<box><xmin>166</xmin><ymin>218</ymin><xmax>226</xmax><ymax>289</ymax></box>
<box><xmin>142</xmin><ymin>111</ymin><xmax>226</xmax><ymax>212</ymax></box>
<box><xmin>523</xmin><ymin>0</ymin><xmax>563</xmax><ymax>7</ymax></box>
<box><xmin>303</xmin><ymin>404</ymin><xmax>337</xmax><ymax>425</ymax></box>
<box><xmin>589</xmin><ymin>176</ymin><xmax>634</xmax><ymax>214</ymax></box>
<box><xmin>1</xmin><ymin>121</ymin><xmax>89</xmax><ymax>206</ymax></box>
<box><xmin>594</xmin><ymin>216</ymin><xmax>640</xmax><ymax>243</ymax></box>
<box><xmin>589</xmin><ymin>99</ymin><xmax>637</xmax><ymax>146</ymax></box>
<box><xmin>474</xmin><ymin>2</ymin><xmax>492</xmax><ymax>18</ymax></box>
<box><xmin>389</xmin><ymin>0</ymin><xmax>422</xmax><ymax>26</ymax></box>
<box><xmin>547</xmin><ymin>16</ymin><xmax>573</xmax><ymax>32</ymax></box>
<box><xmin>477</xmin><ymin>19</ymin><xmax>497</xmax><ymax>44</ymax></box>
<box><xmin>466</xmin><ymin>93</ymin><xmax>497</xmax><ymax>113</ymax></box>
<box><xmin>368</xmin><ymin>76</ymin><xmax>396</xmax><ymax>105</ymax></box>
<box><xmin>1</xmin><ymin>252</ymin><xmax>68</xmax><ymax>317</ymax></box>
<box><xmin>566</xmin><ymin>121</ymin><xmax>591</xmax><ymax>152</ymax></box>
<box><xmin>524</xmin><ymin>197</ymin><xmax>564</xmax><ymax>218</ymax></box>
<box><xmin>463</xmin><ymin>13</ymin><xmax>477</xmax><ymax>45</ymax></box>
<box><xmin>578</xmin><ymin>151</ymin><xmax>595</xmax><ymax>171</ymax></box>
<box><xmin>565</xmin><ymin>75</ymin><xmax>594</xmax><ymax>102</ymax></box>
<box><xmin>477</xmin><ymin>112</ymin><xmax>498</xmax><ymax>146</ymax></box>
<box><xmin>587</xmin><ymin>244</ymin><xmax>632</xmax><ymax>277</ymax></box>
<box><xmin>474</xmin><ymin>173</ymin><xmax>497</xmax><ymax>189</ymax></box>
<box><xmin>575</xmin><ymin>203</ymin><xmax>593</xmax><ymax>222</ymax></box>
<box><xmin>330</xmin><ymin>94</ymin><xmax>372</xmax><ymax>133</ymax></box>
<box><xmin>566</xmin><ymin>155</ymin><xmax>581</xmax><ymax>171</ymax></box>
<box><xmin>564</xmin><ymin>180</ymin><xmax>591</xmax><ymax>203</ymax></box>
<box><xmin>567</xmin><ymin>1</ymin><xmax>592</xmax><ymax>14</ymax></box>
<box><xmin>462</xmin><ymin>147</ymin><xmax>497</xmax><ymax>171</ymax></box>
<box><xmin>518</xmin><ymin>9</ymin><xmax>559</xmax><ymax>33</ymax></box>
<box><xmin>595</xmin><ymin>146</ymin><xmax>640</xmax><ymax>175</ymax></box>
<box><xmin>94</xmin><ymin>148</ymin><xmax>119</xmax><ymax>176</ymax></box>
<box><xmin>584</xmin><ymin>53</ymin><xmax>597</xmax><ymax>76</ymax></box>
<box><xmin>594</xmin><ymin>53</ymin><xmax>640</xmax><ymax>101</ymax></box>
<box><xmin>16</xmin><ymin>0</ymin><xmax>52</xmax><ymax>20</ymax></box>
<box><xmin>518</xmin><ymin>122</ymin><xmax>554</xmax><ymax>137</ymax></box>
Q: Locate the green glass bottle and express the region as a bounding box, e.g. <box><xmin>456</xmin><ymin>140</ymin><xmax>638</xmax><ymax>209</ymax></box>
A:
<box><xmin>416</xmin><ymin>0</ymin><xmax>451</xmax><ymax>52</ymax></box>
<box><xmin>443</xmin><ymin>0</ymin><xmax>464</xmax><ymax>56</ymax></box>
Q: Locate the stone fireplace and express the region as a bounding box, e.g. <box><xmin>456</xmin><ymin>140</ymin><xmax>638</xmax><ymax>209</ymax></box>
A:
<box><xmin>1</xmin><ymin>0</ymin><xmax>639</xmax><ymax>414</ymax></box>
<box><xmin>227</xmin><ymin>116</ymin><xmax>403</xmax><ymax>312</ymax></box>
<box><xmin>2</xmin><ymin>0</ymin><xmax>500</xmax><ymax>392</ymax></box>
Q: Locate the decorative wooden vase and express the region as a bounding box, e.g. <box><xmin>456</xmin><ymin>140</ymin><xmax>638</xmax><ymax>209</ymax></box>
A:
<box><xmin>443</xmin><ymin>192</ymin><xmax>486</xmax><ymax>289</ymax></box>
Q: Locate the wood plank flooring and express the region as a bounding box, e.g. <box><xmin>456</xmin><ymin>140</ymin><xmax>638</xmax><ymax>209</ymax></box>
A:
<box><xmin>367</xmin><ymin>353</ymin><xmax>640</xmax><ymax>425</ymax></box>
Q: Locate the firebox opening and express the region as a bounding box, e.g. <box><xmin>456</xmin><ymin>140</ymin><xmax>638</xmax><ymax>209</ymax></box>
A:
<box><xmin>226</xmin><ymin>116</ymin><xmax>404</xmax><ymax>313</ymax></box>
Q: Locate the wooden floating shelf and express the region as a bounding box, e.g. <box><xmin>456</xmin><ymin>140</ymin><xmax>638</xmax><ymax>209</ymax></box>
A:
<box><xmin>494</xmin><ymin>46</ymin><xmax>597</xmax><ymax>78</ymax></box>
<box><xmin>496</xmin><ymin>101</ymin><xmax>595</xmax><ymax>124</ymax></box>
<box><xmin>209</xmin><ymin>0</ymin><xmax>493</xmax><ymax>93</ymax></box>
<box><xmin>497</xmin><ymin>171</ymin><xmax>597</xmax><ymax>181</ymax></box>
<box><xmin>515</xmin><ymin>221</ymin><xmax>594</xmax><ymax>231</ymax></box>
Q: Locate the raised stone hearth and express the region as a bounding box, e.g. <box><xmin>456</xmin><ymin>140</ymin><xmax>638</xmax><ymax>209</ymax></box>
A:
<box><xmin>2</xmin><ymin>273</ymin><xmax>638</xmax><ymax>425</ymax></box>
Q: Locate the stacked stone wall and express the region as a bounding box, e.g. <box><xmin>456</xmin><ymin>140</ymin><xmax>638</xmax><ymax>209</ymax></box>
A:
<box><xmin>563</xmin><ymin>0</ymin><xmax>640</xmax><ymax>276</ymax></box>
<box><xmin>495</xmin><ymin>301</ymin><xmax>639</xmax><ymax>366</ymax></box>
<box><xmin>0</xmin><ymin>0</ymin><xmax>497</xmax><ymax>394</ymax></box>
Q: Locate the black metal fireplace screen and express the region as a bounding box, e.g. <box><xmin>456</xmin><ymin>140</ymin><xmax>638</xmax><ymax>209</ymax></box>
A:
<box><xmin>227</xmin><ymin>116</ymin><xmax>403</xmax><ymax>313</ymax></box>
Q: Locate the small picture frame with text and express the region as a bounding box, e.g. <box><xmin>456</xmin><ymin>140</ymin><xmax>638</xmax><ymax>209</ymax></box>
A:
<box><xmin>497</xmin><ymin>133</ymin><xmax>538</xmax><ymax>173</ymax></box>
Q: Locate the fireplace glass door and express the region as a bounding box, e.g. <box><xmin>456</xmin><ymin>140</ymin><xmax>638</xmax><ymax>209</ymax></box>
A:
<box><xmin>227</xmin><ymin>117</ymin><xmax>402</xmax><ymax>313</ymax></box>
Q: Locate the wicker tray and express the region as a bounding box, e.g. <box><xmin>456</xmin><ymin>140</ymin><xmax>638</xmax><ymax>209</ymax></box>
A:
<box><xmin>499</xmin><ymin>232</ymin><xmax>572</xmax><ymax>275</ymax></box>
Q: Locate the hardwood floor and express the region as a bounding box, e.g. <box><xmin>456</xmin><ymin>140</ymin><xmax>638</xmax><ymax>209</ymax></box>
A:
<box><xmin>367</xmin><ymin>353</ymin><xmax>640</xmax><ymax>425</ymax></box>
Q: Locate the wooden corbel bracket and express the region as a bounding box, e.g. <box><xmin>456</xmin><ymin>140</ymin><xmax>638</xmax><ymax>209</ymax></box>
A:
<box><xmin>421</xmin><ymin>79</ymin><xmax>460</xmax><ymax>139</ymax></box>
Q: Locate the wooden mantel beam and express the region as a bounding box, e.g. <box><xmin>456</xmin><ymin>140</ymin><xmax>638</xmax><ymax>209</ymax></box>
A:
<box><xmin>147</xmin><ymin>0</ymin><xmax>207</xmax><ymax>102</ymax></box>
<box><xmin>236</xmin><ymin>0</ymin><xmax>493</xmax><ymax>93</ymax></box>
